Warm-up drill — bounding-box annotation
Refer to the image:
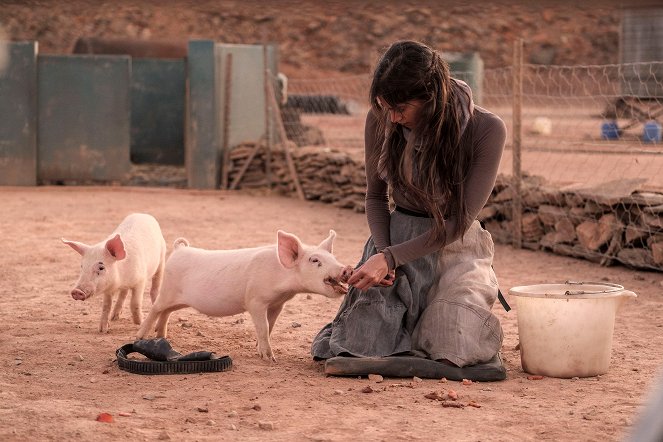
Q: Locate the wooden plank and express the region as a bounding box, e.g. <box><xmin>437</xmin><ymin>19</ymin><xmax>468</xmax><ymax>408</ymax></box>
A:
<box><xmin>220</xmin><ymin>53</ymin><xmax>233</xmax><ymax>189</ymax></box>
<box><xmin>265</xmin><ymin>72</ymin><xmax>305</xmax><ymax>200</ymax></box>
<box><xmin>230</xmin><ymin>142</ymin><xmax>263</xmax><ymax>190</ymax></box>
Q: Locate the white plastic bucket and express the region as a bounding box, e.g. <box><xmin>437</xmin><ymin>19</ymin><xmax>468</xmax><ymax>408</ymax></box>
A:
<box><xmin>508</xmin><ymin>282</ymin><xmax>637</xmax><ymax>378</ymax></box>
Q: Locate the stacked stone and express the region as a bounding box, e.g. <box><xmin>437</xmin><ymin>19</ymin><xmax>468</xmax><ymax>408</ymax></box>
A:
<box><xmin>480</xmin><ymin>175</ymin><xmax>663</xmax><ymax>271</ymax></box>
<box><xmin>226</xmin><ymin>143</ymin><xmax>367</xmax><ymax>212</ymax></box>
<box><xmin>228</xmin><ymin>143</ymin><xmax>663</xmax><ymax>271</ymax></box>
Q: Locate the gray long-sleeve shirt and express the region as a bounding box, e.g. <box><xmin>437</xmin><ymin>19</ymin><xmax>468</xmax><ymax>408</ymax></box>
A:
<box><xmin>364</xmin><ymin>106</ymin><xmax>507</xmax><ymax>270</ymax></box>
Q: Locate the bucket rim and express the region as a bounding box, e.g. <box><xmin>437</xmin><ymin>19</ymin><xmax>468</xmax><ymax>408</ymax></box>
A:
<box><xmin>508</xmin><ymin>281</ymin><xmax>627</xmax><ymax>299</ymax></box>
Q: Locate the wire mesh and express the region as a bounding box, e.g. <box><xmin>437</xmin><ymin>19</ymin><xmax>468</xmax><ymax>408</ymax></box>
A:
<box><xmin>251</xmin><ymin>61</ymin><xmax>663</xmax><ymax>271</ymax></box>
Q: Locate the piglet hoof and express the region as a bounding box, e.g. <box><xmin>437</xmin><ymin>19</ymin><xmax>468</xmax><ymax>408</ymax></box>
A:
<box><xmin>111</xmin><ymin>314</ymin><xmax>120</xmax><ymax>321</ymax></box>
<box><xmin>99</xmin><ymin>324</ymin><xmax>110</xmax><ymax>334</ymax></box>
<box><xmin>258</xmin><ymin>348</ymin><xmax>276</xmax><ymax>363</ymax></box>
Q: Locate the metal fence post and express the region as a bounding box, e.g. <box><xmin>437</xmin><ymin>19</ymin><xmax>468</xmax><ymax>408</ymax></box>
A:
<box><xmin>512</xmin><ymin>39</ymin><xmax>523</xmax><ymax>249</ymax></box>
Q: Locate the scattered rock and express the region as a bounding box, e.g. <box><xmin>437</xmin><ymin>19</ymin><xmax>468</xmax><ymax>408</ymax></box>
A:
<box><xmin>228</xmin><ymin>410</ymin><xmax>238</xmax><ymax>417</ymax></box>
<box><xmin>158</xmin><ymin>431</ymin><xmax>171</xmax><ymax>440</ymax></box>
<box><xmin>412</xmin><ymin>376</ymin><xmax>423</xmax><ymax>383</ymax></box>
<box><xmin>441</xmin><ymin>401</ymin><xmax>465</xmax><ymax>408</ymax></box>
<box><xmin>258</xmin><ymin>421</ymin><xmax>275</xmax><ymax>430</ymax></box>
<box><xmin>197</xmin><ymin>407</ymin><xmax>209</xmax><ymax>413</ymax></box>
<box><xmin>291</xmin><ymin>322</ymin><xmax>302</xmax><ymax>328</ymax></box>
<box><xmin>252</xmin><ymin>404</ymin><xmax>262</xmax><ymax>411</ymax></box>
<box><xmin>368</xmin><ymin>374</ymin><xmax>383</xmax><ymax>383</ymax></box>
<box><xmin>461</xmin><ymin>379</ymin><xmax>473</xmax><ymax>386</ymax></box>
<box><xmin>361</xmin><ymin>385</ymin><xmax>374</xmax><ymax>393</ymax></box>
<box><xmin>96</xmin><ymin>413</ymin><xmax>113</xmax><ymax>423</ymax></box>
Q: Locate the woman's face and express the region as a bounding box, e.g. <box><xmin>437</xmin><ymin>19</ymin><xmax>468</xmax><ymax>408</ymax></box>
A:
<box><xmin>377</xmin><ymin>97</ymin><xmax>425</xmax><ymax>129</ymax></box>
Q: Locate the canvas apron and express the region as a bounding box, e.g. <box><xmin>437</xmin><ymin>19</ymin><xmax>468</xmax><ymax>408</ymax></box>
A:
<box><xmin>311</xmin><ymin>209</ymin><xmax>503</xmax><ymax>367</ymax></box>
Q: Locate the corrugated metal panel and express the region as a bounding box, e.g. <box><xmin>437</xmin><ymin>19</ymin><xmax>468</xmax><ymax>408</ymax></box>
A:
<box><xmin>185</xmin><ymin>40</ymin><xmax>218</xmax><ymax>189</ymax></box>
<box><xmin>130</xmin><ymin>59</ymin><xmax>185</xmax><ymax>165</ymax></box>
<box><xmin>0</xmin><ymin>42</ymin><xmax>37</xmax><ymax>185</ymax></box>
<box><xmin>37</xmin><ymin>55</ymin><xmax>131</xmax><ymax>182</ymax></box>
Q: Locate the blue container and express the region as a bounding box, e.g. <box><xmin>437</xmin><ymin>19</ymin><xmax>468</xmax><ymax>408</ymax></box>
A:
<box><xmin>601</xmin><ymin>121</ymin><xmax>620</xmax><ymax>140</ymax></box>
<box><xmin>643</xmin><ymin>121</ymin><xmax>662</xmax><ymax>143</ymax></box>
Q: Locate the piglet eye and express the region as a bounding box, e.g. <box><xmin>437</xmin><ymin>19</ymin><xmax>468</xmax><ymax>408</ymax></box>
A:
<box><xmin>309</xmin><ymin>257</ymin><xmax>321</xmax><ymax>267</ymax></box>
<box><xmin>97</xmin><ymin>262</ymin><xmax>105</xmax><ymax>271</ymax></box>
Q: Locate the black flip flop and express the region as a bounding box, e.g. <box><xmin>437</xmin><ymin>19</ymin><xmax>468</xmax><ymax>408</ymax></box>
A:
<box><xmin>116</xmin><ymin>338</ymin><xmax>232</xmax><ymax>375</ymax></box>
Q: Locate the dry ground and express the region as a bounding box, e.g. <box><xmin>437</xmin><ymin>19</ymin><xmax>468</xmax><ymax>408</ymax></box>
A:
<box><xmin>1</xmin><ymin>186</ymin><xmax>662</xmax><ymax>441</ymax></box>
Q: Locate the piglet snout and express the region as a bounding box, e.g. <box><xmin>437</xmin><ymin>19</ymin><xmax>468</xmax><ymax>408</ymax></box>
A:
<box><xmin>71</xmin><ymin>288</ymin><xmax>87</xmax><ymax>301</ymax></box>
<box><xmin>340</xmin><ymin>266</ymin><xmax>353</xmax><ymax>283</ymax></box>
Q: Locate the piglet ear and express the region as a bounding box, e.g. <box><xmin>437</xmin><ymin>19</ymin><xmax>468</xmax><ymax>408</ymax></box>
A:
<box><xmin>62</xmin><ymin>238</ymin><xmax>90</xmax><ymax>256</ymax></box>
<box><xmin>277</xmin><ymin>230</ymin><xmax>302</xmax><ymax>269</ymax></box>
<box><xmin>317</xmin><ymin>229</ymin><xmax>336</xmax><ymax>253</ymax></box>
<box><xmin>105</xmin><ymin>234</ymin><xmax>127</xmax><ymax>260</ymax></box>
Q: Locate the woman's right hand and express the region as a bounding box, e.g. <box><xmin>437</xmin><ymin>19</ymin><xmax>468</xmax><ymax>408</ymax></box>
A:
<box><xmin>347</xmin><ymin>252</ymin><xmax>395</xmax><ymax>291</ymax></box>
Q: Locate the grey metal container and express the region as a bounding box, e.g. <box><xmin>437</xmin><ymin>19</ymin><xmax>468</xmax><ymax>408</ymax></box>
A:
<box><xmin>444</xmin><ymin>51</ymin><xmax>484</xmax><ymax>106</ymax></box>
<box><xmin>620</xmin><ymin>7</ymin><xmax>663</xmax><ymax>98</ymax></box>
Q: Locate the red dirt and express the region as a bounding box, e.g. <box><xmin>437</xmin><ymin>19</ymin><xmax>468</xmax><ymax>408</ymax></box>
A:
<box><xmin>1</xmin><ymin>186</ymin><xmax>662</xmax><ymax>441</ymax></box>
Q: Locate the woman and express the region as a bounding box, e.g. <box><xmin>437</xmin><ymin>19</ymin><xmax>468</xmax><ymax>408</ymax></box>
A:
<box><xmin>311</xmin><ymin>40</ymin><xmax>508</xmax><ymax>380</ymax></box>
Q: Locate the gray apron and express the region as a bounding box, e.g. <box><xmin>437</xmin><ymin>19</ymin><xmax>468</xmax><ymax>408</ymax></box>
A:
<box><xmin>311</xmin><ymin>210</ymin><xmax>503</xmax><ymax>367</ymax></box>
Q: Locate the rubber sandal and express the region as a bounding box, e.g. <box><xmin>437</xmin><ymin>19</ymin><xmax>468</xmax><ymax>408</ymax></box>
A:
<box><xmin>116</xmin><ymin>338</ymin><xmax>232</xmax><ymax>375</ymax></box>
<box><xmin>324</xmin><ymin>353</ymin><xmax>507</xmax><ymax>382</ymax></box>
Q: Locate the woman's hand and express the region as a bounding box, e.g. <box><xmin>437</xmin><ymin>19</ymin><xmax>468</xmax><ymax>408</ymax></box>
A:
<box><xmin>347</xmin><ymin>252</ymin><xmax>395</xmax><ymax>291</ymax></box>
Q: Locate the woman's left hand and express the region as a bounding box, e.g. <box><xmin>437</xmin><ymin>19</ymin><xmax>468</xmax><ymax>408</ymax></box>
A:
<box><xmin>348</xmin><ymin>252</ymin><xmax>394</xmax><ymax>291</ymax></box>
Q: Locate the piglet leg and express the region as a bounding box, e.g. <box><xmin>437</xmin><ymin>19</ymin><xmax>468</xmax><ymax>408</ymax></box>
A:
<box><xmin>111</xmin><ymin>288</ymin><xmax>129</xmax><ymax>321</ymax></box>
<box><xmin>130</xmin><ymin>281</ymin><xmax>146</xmax><ymax>325</ymax></box>
<box><xmin>248</xmin><ymin>303</ymin><xmax>275</xmax><ymax>362</ymax></box>
<box><xmin>136</xmin><ymin>303</ymin><xmax>162</xmax><ymax>339</ymax></box>
<box><xmin>149</xmin><ymin>260</ymin><xmax>165</xmax><ymax>303</ymax></box>
<box><xmin>100</xmin><ymin>292</ymin><xmax>113</xmax><ymax>333</ymax></box>
<box><xmin>267</xmin><ymin>303</ymin><xmax>285</xmax><ymax>336</ymax></box>
<box><xmin>155</xmin><ymin>307</ymin><xmax>180</xmax><ymax>338</ymax></box>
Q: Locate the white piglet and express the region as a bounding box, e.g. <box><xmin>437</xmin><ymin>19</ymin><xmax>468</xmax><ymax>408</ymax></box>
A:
<box><xmin>136</xmin><ymin>230</ymin><xmax>353</xmax><ymax>361</ymax></box>
<box><xmin>62</xmin><ymin>213</ymin><xmax>167</xmax><ymax>333</ymax></box>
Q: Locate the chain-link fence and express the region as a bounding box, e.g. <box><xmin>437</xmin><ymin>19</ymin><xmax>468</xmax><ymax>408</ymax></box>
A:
<box><xmin>231</xmin><ymin>55</ymin><xmax>663</xmax><ymax>271</ymax></box>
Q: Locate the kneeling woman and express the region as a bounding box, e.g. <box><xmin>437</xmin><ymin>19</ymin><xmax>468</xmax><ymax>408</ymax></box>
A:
<box><xmin>312</xmin><ymin>40</ymin><xmax>508</xmax><ymax>380</ymax></box>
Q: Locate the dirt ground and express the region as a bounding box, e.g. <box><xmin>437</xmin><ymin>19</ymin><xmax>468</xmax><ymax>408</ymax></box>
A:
<box><xmin>1</xmin><ymin>186</ymin><xmax>663</xmax><ymax>442</ymax></box>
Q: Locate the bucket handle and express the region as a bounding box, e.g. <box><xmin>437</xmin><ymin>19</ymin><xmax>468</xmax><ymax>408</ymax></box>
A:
<box><xmin>617</xmin><ymin>290</ymin><xmax>637</xmax><ymax>311</ymax></box>
<box><xmin>564</xmin><ymin>280</ymin><xmax>624</xmax><ymax>296</ymax></box>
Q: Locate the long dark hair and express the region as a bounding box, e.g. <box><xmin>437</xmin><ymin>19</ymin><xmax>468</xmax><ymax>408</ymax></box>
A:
<box><xmin>369</xmin><ymin>40</ymin><xmax>474</xmax><ymax>244</ymax></box>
